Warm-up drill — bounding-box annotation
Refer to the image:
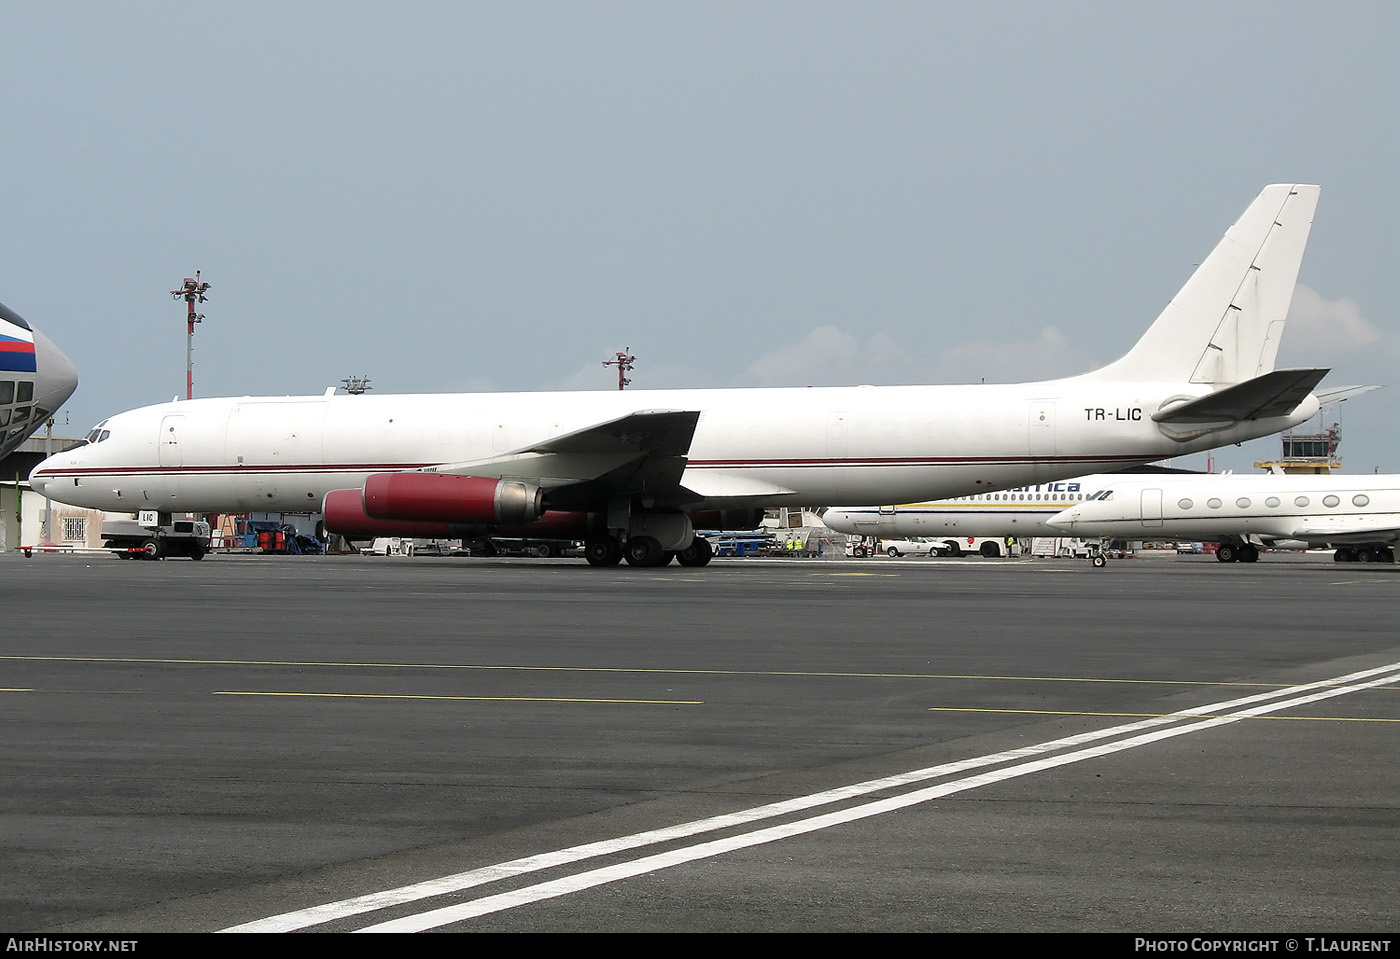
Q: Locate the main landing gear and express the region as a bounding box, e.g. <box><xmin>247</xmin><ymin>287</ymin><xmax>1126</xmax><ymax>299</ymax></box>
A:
<box><xmin>1214</xmin><ymin>543</ymin><xmax>1259</xmax><ymax>563</ymax></box>
<box><xmin>1332</xmin><ymin>546</ymin><xmax>1395</xmax><ymax>563</ymax></box>
<box><xmin>584</xmin><ymin>534</ymin><xmax>714</xmax><ymax>568</ymax></box>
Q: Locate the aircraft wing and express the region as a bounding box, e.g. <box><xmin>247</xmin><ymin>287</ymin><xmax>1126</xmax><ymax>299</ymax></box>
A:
<box><xmin>430</xmin><ymin>409</ymin><xmax>705</xmax><ymax>505</ymax></box>
<box><xmin>1288</xmin><ymin>515</ymin><xmax>1400</xmax><ymax>545</ymax></box>
<box><xmin>1153</xmin><ymin>368</ymin><xmax>1329</xmax><ymax>424</ymax></box>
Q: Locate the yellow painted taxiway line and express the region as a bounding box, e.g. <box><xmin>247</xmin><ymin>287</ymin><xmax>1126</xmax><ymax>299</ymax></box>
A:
<box><xmin>3</xmin><ymin>653</ymin><xmax>1371</xmax><ymax>690</ymax></box>
<box><xmin>216</xmin><ymin>691</ymin><xmax>702</xmax><ymax>705</ymax></box>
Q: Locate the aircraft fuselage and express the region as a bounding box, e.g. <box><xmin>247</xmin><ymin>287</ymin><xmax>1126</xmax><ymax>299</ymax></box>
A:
<box><xmin>32</xmin><ymin>379</ymin><xmax>1317</xmax><ymax>514</ymax></box>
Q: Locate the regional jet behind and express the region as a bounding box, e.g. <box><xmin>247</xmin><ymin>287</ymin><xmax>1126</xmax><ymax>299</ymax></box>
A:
<box><xmin>1</xmin><ymin>300</ymin><xmax>79</xmax><ymax>460</ymax></box>
<box><xmin>33</xmin><ymin>184</ymin><xmax>1327</xmax><ymax>568</ymax></box>
<box><xmin>821</xmin><ymin>469</ymin><xmax>1193</xmax><ymax>544</ymax></box>
<box><xmin>1049</xmin><ymin>472</ymin><xmax>1400</xmax><ymax>564</ymax></box>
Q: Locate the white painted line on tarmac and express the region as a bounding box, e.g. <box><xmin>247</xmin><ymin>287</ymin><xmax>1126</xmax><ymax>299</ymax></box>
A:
<box><xmin>222</xmin><ymin>660</ymin><xmax>1400</xmax><ymax>933</ymax></box>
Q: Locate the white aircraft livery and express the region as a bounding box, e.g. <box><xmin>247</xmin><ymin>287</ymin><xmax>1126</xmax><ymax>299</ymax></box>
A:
<box><xmin>1049</xmin><ymin>473</ymin><xmax>1400</xmax><ymax>565</ymax></box>
<box><xmin>1</xmin><ymin>300</ymin><xmax>79</xmax><ymax>460</ymax></box>
<box><xmin>32</xmin><ymin>184</ymin><xmax>1327</xmax><ymax>568</ymax></box>
<box><xmin>821</xmin><ymin>471</ymin><xmax>1181</xmax><ymax>542</ymax></box>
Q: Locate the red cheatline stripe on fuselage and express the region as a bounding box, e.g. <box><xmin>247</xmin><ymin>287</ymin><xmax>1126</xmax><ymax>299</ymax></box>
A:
<box><xmin>33</xmin><ymin>454</ymin><xmax>1155</xmax><ymax>483</ymax></box>
<box><xmin>31</xmin><ymin>463</ymin><xmax>438</xmax><ymax>479</ymax></box>
<box><xmin>687</xmin><ymin>454</ymin><xmax>1151</xmax><ymax>468</ymax></box>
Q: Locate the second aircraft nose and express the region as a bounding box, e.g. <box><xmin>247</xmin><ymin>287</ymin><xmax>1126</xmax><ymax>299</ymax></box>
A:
<box><xmin>31</xmin><ymin>329</ymin><xmax>79</xmax><ymax>416</ymax></box>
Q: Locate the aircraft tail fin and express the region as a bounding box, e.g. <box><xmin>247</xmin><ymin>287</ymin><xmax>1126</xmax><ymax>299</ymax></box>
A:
<box><xmin>1082</xmin><ymin>184</ymin><xmax>1320</xmax><ymax>385</ymax></box>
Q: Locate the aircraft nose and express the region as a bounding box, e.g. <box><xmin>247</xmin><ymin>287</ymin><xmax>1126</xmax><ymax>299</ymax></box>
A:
<box><xmin>28</xmin><ymin>460</ymin><xmax>51</xmax><ymax>497</ymax></box>
<box><xmin>1047</xmin><ymin>506</ymin><xmax>1080</xmax><ymax>532</ymax></box>
<box><xmin>30</xmin><ymin>329</ymin><xmax>79</xmax><ymax>416</ymax></box>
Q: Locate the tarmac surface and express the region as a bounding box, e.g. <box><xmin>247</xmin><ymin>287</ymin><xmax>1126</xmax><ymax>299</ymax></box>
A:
<box><xmin>2</xmin><ymin>549</ymin><xmax>1397</xmax><ymax>933</ymax></box>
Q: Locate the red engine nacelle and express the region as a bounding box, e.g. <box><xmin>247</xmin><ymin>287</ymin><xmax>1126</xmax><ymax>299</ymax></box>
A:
<box><xmin>324</xmin><ymin>485</ymin><xmax>592</xmax><ymax>541</ymax></box>
<box><xmin>363</xmin><ymin>472</ymin><xmax>544</xmax><ymax>525</ymax></box>
<box><xmin>322</xmin><ymin>489</ymin><xmax>462</xmax><ymax>539</ymax></box>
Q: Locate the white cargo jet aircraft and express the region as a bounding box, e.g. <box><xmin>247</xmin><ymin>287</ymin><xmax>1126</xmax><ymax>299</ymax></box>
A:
<box><xmin>1049</xmin><ymin>472</ymin><xmax>1400</xmax><ymax>565</ymax></box>
<box><xmin>32</xmin><ymin>184</ymin><xmax>1328</xmax><ymax>568</ymax></box>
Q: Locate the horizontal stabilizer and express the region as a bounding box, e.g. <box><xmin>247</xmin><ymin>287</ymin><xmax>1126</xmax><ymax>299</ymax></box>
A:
<box><xmin>1314</xmin><ymin>384</ymin><xmax>1382</xmax><ymax>408</ymax></box>
<box><xmin>1152</xmin><ymin>368</ymin><xmax>1328</xmax><ymax>424</ymax></box>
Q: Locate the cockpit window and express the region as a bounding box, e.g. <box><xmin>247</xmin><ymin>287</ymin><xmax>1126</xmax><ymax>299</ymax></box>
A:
<box><xmin>0</xmin><ymin>301</ymin><xmax>32</xmax><ymax>332</ymax></box>
<box><xmin>85</xmin><ymin>421</ymin><xmax>111</xmax><ymax>444</ymax></box>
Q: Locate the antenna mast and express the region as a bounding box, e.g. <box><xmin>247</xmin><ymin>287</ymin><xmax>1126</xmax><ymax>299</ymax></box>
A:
<box><xmin>603</xmin><ymin>348</ymin><xmax>635</xmax><ymax>390</ymax></box>
<box><xmin>171</xmin><ymin>271</ymin><xmax>211</xmax><ymax>400</ymax></box>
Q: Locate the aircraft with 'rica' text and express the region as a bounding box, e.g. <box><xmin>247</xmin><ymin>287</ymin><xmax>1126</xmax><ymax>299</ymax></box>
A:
<box><xmin>31</xmin><ymin>184</ymin><xmax>1329</xmax><ymax>568</ymax></box>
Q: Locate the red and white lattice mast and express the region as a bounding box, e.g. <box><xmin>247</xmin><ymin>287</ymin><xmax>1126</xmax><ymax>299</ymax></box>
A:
<box><xmin>171</xmin><ymin>271</ymin><xmax>211</xmax><ymax>400</ymax></box>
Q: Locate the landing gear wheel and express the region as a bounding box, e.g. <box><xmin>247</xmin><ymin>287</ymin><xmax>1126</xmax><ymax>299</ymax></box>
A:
<box><xmin>676</xmin><ymin>537</ymin><xmax>713</xmax><ymax>567</ymax></box>
<box><xmin>624</xmin><ymin>536</ymin><xmax>666</xmax><ymax>567</ymax></box>
<box><xmin>1239</xmin><ymin>544</ymin><xmax>1259</xmax><ymax>563</ymax></box>
<box><xmin>585</xmin><ymin>539</ymin><xmax>623</xmax><ymax>567</ymax></box>
<box><xmin>1215</xmin><ymin>544</ymin><xmax>1238</xmax><ymax>563</ymax></box>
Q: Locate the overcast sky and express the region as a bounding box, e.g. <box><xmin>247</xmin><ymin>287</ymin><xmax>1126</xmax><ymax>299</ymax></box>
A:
<box><xmin>3</xmin><ymin>1</ymin><xmax>1395</xmax><ymax>473</ymax></box>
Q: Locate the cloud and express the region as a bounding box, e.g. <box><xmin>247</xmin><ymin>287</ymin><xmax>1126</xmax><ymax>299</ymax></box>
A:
<box><xmin>927</xmin><ymin>325</ymin><xmax>1079</xmax><ymax>384</ymax></box>
<box><xmin>730</xmin><ymin>323</ymin><xmax>1086</xmax><ymax>388</ymax></box>
<box><xmin>1285</xmin><ymin>284</ymin><xmax>1386</xmax><ymax>352</ymax></box>
<box><xmin>743</xmin><ymin>325</ymin><xmax>867</xmax><ymax>386</ymax></box>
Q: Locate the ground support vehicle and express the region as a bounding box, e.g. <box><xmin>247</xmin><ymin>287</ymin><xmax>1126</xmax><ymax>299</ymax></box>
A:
<box><xmin>101</xmin><ymin>516</ymin><xmax>211</xmax><ymax>560</ymax></box>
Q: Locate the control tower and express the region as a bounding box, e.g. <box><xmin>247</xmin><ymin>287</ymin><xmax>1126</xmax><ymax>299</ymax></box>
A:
<box><xmin>1253</xmin><ymin>423</ymin><xmax>1342</xmax><ymax>474</ymax></box>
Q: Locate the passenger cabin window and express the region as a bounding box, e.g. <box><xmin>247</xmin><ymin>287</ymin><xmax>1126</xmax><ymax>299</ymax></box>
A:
<box><xmin>1265</xmin><ymin>497</ymin><xmax>1281</xmax><ymax>508</ymax></box>
<box><xmin>1207</xmin><ymin>498</ymin><xmax>1222</xmax><ymax>509</ymax></box>
<box><xmin>1178</xmin><ymin>498</ymin><xmax>1193</xmax><ymax>509</ymax></box>
<box><xmin>1323</xmin><ymin>495</ymin><xmax>1340</xmax><ymax>508</ymax></box>
<box><xmin>1295</xmin><ymin>496</ymin><xmax>1310</xmax><ymax>507</ymax></box>
<box><xmin>1353</xmin><ymin>494</ymin><xmax>1370</xmax><ymax>507</ymax></box>
<box><xmin>1236</xmin><ymin>497</ymin><xmax>1251</xmax><ymax>509</ymax></box>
